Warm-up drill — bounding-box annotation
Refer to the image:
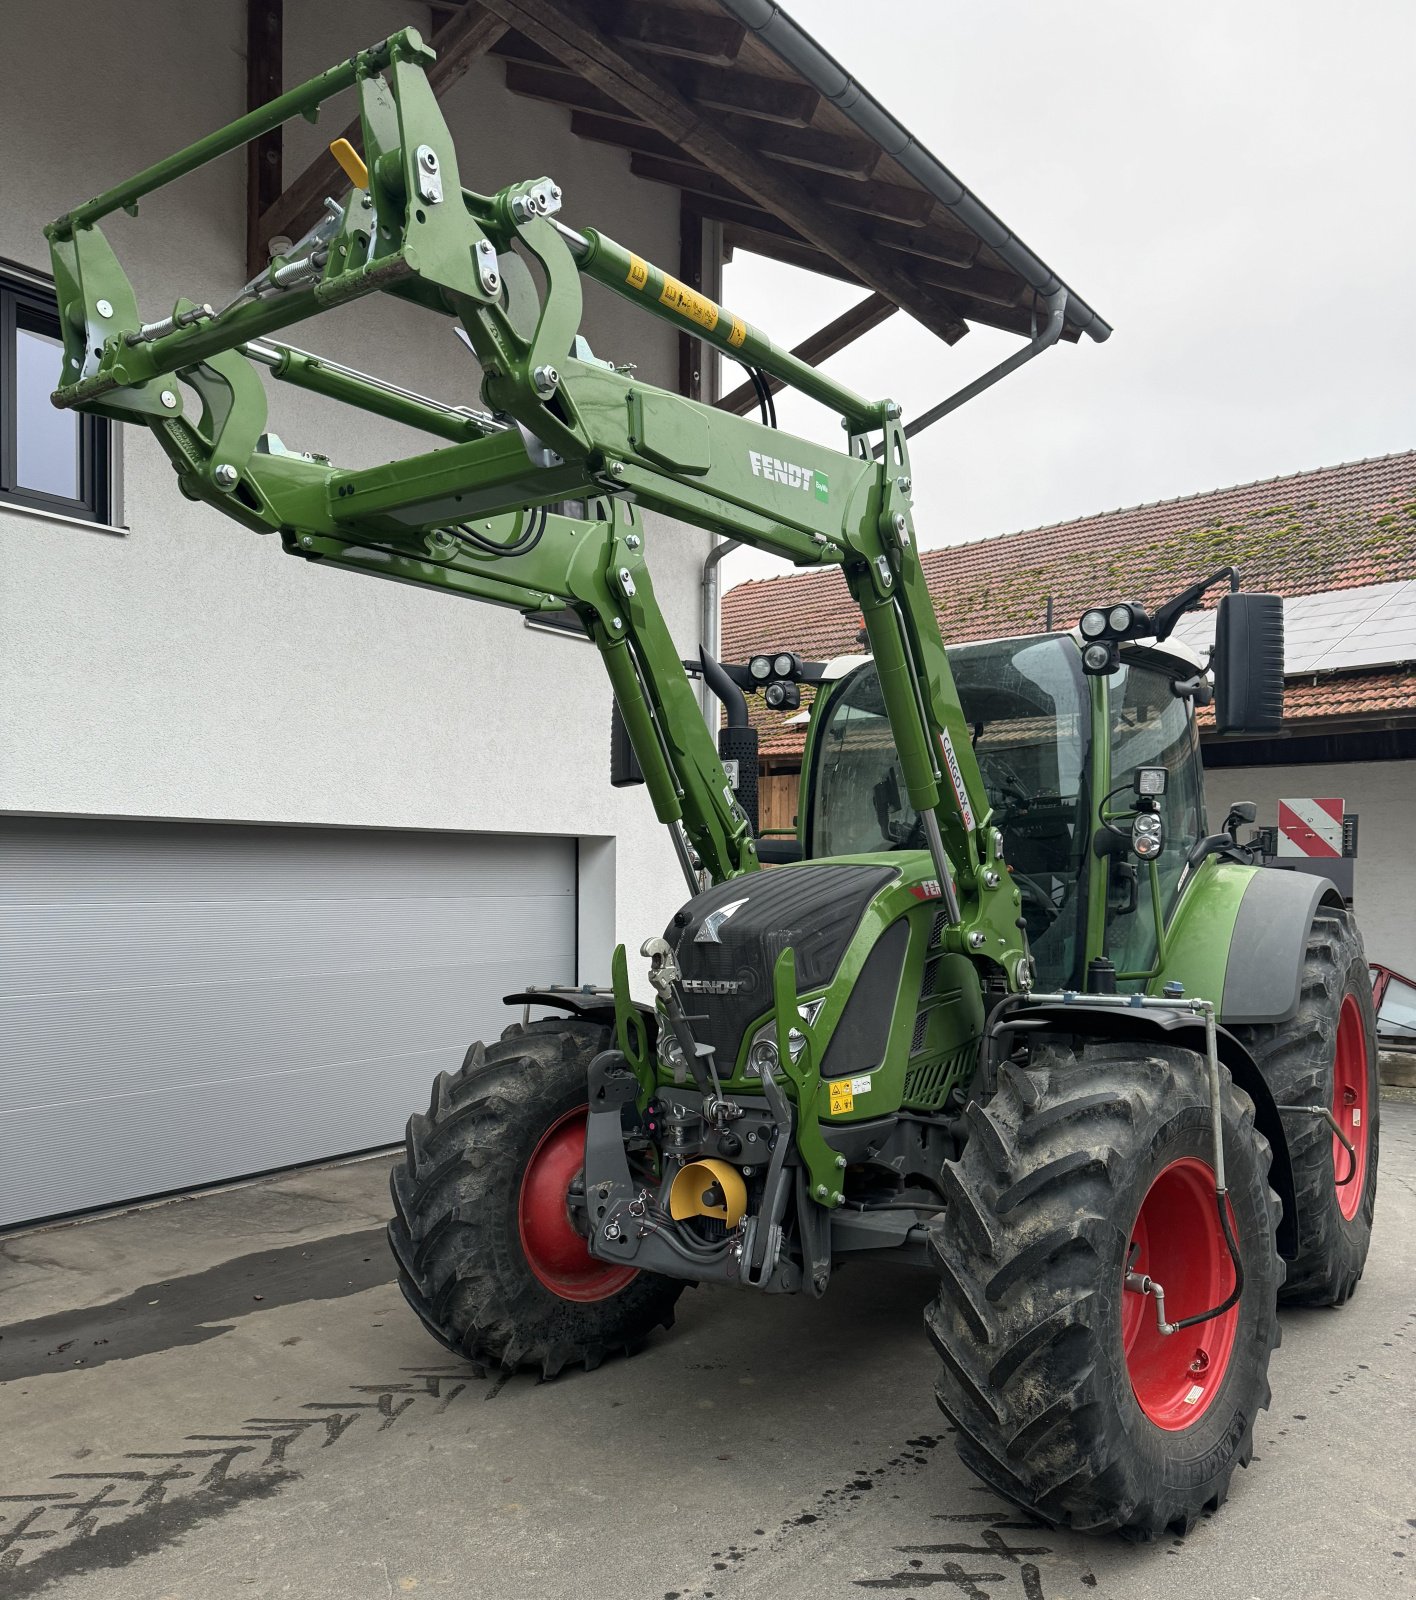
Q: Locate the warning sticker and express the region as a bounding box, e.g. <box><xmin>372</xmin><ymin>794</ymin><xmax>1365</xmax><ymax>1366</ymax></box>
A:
<box><xmin>659</xmin><ymin>274</ymin><xmax>720</xmax><ymax>332</ymax></box>
<box><xmin>827</xmin><ymin>1079</ymin><xmax>855</xmax><ymax>1115</ymax></box>
<box><xmin>727</xmin><ymin>315</ymin><xmax>747</xmax><ymax>348</ymax></box>
<box><xmin>626</xmin><ymin>254</ymin><xmax>649</xmax><ymax>291</ymax></box>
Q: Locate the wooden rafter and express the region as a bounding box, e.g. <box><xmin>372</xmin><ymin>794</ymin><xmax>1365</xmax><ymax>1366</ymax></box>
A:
<box><xmin>253</xmin><ymin>3</ymin><xmax>507</xmax><ymax>263</ymax></box>
<box><xmin>575</xmin><ymin>127</ymin><xmax>932</xmax><ymax>224</ymax></box>
<box><xmin>566</xmin><ymin>109</ymin><xmax>883</xmax><ymax>183</ymax></box>
<box><xmin>715</xmin><ymin>293</ymin><xmax>898</xmax><ymax>416</ymax></box>
<box><xmin>473</xmin><ymin>0</ymin><xmax>970</xmax><ymax>343</ymax></box>
<box><xmin>494</xmin><ymin>30</ymin><xmax>821</xmax><ymax>124</ymax></box>
<box><xmin>678</xmin><ymin>200</ymin><xmax>704</xmax><ymax>402</ymax></box>
<box><xmin>580</xmin><ymin>0</ymin><xmax>745</xmax><ymax>65</ymax></box>
<box><xmin>244</xmin><ymin>0</ymin><xmax>284</xmax><ymax>279</ymax></box>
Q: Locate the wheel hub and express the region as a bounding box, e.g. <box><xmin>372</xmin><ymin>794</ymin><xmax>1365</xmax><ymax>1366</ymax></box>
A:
<box><xmin>517</xmin><ymin>1109</ymin><xmax>638</xmax><ymax>1303</ymax></box>
<box><xmin>1122</xmin><ymin>1157</ymin><xmax>1241</xmax><ymax>1429</ymax></box>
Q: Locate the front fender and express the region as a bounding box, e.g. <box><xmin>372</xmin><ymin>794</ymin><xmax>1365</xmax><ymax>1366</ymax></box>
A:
<box><xmin>1001</xmin><ymin>1000</ymin><xmax>1299</xmax><ymax>1260</ymax></box>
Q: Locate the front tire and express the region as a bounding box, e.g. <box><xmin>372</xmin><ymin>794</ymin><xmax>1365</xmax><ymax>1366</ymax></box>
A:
<box><xmin>388</xmin><ymin>1018</ymin><xmax>683</xmax><ymax>1378</ymax></box>
<box><xmin>1230</xmin><ymin>907</ymin><xmax>1379</xmax><ymax>1306</ymax></box>
<box><xmin>926</xmin><ymin>1041</ymin><xmax>1282</xmax><ymax>1538</ymax></box>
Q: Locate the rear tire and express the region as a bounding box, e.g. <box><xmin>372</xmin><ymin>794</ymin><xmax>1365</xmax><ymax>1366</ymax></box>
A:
<box><xmin>925</xmin><ymin>1041</ymin><xmax>1282</xmax><ymax>1538</ymax></box>
<box><xmin>1230</xmin><ymin>908</ymin><xmax>1379</xmax><ymax>1306</ymax></box>
<box><xmin>388</xmin><ymin>1017</ymin><xmax>683</xmax><ymax>1378</ymax></box>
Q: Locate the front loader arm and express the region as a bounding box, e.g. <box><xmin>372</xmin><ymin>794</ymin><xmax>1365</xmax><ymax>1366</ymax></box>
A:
<box><xmin>44</xmin><ymin>25</ymin><xmax>1023</xmax><ymax>974</ymax></box>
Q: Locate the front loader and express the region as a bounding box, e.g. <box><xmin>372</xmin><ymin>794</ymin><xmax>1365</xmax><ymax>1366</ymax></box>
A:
<box><xmin>45</xmin><ymin>27</ymin><xmax>1379</xmax><ymax>1539</ymax></box>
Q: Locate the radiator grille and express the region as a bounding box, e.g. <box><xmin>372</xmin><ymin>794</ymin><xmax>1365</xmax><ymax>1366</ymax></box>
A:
<box><xmin>903</xmin><ymin>1046</ymin><xmax>974</xmax><ymax>1110</ymax></box>
<box><xmin>910</xmin><ymin>1010</ymin><xmax>930</xmax><ymax>1056</ymax></box>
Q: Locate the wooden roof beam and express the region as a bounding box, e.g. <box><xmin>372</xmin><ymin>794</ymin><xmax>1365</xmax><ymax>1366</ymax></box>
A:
<box><xmin>496</xmin><ymin>33</ymin><xmax>821</xmax><ymax>126</ymax></box>
<box><xmin>716</xmin><ymin>292</ymin><xmax>897</xmax><ymax>415</ymax></box>
<box><xmin>567</xmin><ymin>109</ymin><xmax>878</xmax><ymax>182</ymax></box>
<box><xmin>475</xmin><ymin>0</ymin><xmax>969</xmax><ymax>343</ymax></box>
<box><xmin>255</xmin><ymin>4</ymin><xmax>507</xmax><ymax>259</ymax></box>
<box><xmin>504</xmin><ymin>61</ymin><xmax>646</xmax><ymax>123</ymax></box>
<box><xmin>589</xmin><ymin>133</ymin><xmax>930</xmax><ymax>223</ymax></box>
<box><xmin>716</xmin><ymin>216</ymin><xmax>881</xmax><ymax>286</ymax></box>
<box><xmin>583</xmin><ymin>0</ymin><xmax>745</xmax><ymax>65</ymax></box>
<box><xmin>245</xmin><ymin>0</ymin><xmax>284</xmax><ymax>279</ymax></box>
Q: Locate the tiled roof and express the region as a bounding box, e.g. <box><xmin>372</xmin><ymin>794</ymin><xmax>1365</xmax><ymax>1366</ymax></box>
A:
<box><xmin>726</xmin><ymin>451</ymin><xmax>1416</xmax><ymax>758</ymax></box>
<box><xmin>1275</xmin><ymin>668</ymin><xmax>1416</xmax><ymax>721</ymax></box>
<box><xmin>726</xmin><ymin>450</ymin><xmax>1416</xmax><ymax>660</ymax></box>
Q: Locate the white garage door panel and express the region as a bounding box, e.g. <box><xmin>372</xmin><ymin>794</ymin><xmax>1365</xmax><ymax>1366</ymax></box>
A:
<box><xmin>0</xmin><ymin>820</ymin><xmax>577</xmax><ymax>1227</ymax></box>
<box><xmin>0</xmin><ymin>1055</ymin><xmax>457</xmax><ymax>1228</ymax></box>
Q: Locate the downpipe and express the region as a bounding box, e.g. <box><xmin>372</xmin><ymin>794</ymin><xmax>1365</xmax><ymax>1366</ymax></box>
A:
<box><xmin>700</xmin><ymin>537</ymin><xmax>740</xmax><ymax>721</ymax></box>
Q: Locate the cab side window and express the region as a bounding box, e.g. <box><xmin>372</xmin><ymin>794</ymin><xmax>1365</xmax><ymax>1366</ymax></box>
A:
<box><xmin>1106</xmin><ymin>660</ymin><xmax>1206</xmax><ymax>974</ymax></box>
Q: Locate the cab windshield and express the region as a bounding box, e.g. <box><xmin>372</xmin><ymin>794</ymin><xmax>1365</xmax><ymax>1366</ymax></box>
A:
<box><xmin>809</xmin><ymin>634</ymin><xmax>1092</xmax><ymax>989</ymax></box>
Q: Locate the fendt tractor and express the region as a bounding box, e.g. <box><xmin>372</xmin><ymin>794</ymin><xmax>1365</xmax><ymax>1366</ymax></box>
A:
<box><xmin>46</xmin><ymin>27</ymin><xmax>1378</xmax><ymax>1538</ymax></box>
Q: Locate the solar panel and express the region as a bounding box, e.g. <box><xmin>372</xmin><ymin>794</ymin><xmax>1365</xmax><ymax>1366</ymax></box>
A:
<box><xmin>1167</xmin><ymin>581</ymin><xmax>1416</xmax><ymax>673</ymax></box>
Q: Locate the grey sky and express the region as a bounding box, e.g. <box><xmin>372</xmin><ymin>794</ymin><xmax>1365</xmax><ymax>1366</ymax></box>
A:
<box><xmin>718</xmin><ymin>0</ymin><xmax>1416</xmax><ymax>590</ymax></box>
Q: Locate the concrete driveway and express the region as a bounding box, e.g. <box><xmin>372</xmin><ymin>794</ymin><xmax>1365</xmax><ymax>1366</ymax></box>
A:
<box><xmin>3</xmin><ymin>1102</ymin><xmax>1414</xmax><ymax>1600</ymax></box>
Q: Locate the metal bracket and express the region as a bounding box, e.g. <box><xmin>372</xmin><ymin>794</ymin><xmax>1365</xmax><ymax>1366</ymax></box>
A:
<box><xmin>474</xmin><ymin>238</ymin><xmax>500</xmax><ymax>297</ymax></box>
<box><xmin>414</xmin><ymin>144</ymin><xmax>443</xmax><ymax>204</ymax></box>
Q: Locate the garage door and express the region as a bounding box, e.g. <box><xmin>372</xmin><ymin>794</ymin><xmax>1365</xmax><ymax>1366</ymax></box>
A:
<box><xmin>0</xmin><ymin>819</ymin><xmax>577</xmax><ymax>1228</ymax></box>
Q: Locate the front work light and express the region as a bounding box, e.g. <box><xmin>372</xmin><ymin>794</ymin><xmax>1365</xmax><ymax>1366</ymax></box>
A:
<box><xmin>1082</xmin><ymin>641</ymin><xmax>1117</xmax><ymax>675</ymax></box>
<box><xmin>1081</xmin><ymin>609</ymin><xmax>1108</xmax><ymax>639</ymax></box>
<box><xmin>748</xmin><ymin>655</ymin><xmax>773</xmax><ymax>682</ymax></box>
<box><xmin>1133</xmin><ymin>766</ymin><xmax>1168</xmax><ymax>798</ymax></box>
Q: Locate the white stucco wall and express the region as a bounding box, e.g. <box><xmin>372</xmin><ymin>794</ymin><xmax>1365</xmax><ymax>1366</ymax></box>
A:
<box><xmin>1204</xmin><ymin>759</ymin><xmax>1416</xmax><ymax>976</ymax></box>
<box><xmin>0</xmin><ymin>0</ymin><xmax>718</xmax><ymax>978</ymax></box>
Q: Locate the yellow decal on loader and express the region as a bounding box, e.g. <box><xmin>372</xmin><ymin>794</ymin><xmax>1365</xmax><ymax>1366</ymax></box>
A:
<box><xmin>658</xmin><ymin>274</ymin><xmax>719</xmax><ymax>332</ymax></box>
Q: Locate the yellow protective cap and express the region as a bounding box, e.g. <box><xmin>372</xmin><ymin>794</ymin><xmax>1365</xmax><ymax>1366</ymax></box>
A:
<box><xmin>329</xmin><ymin>137</ymin><xmax>368</xmax><ymax>190</ymax></box>
<box><xmin>668</xmin><ymin>1159</ymin><xmax>748</xmax><ymax>1228</ymax></box>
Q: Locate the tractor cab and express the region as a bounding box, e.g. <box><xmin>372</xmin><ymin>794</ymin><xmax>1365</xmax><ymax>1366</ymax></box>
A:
<box><xmin>806</xmin><ymin>633</ymin><xmax>1096</xmax><ymax>990</ymax></box>
<box><xmin>760</xmin><ymin>577</ymin><xmax>1283</xmax><ymax>993</ymax></box>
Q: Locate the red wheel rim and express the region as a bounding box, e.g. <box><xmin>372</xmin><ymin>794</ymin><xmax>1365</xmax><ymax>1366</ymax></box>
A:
<box><xmin>517</xmin><ymin>1109</ymin><xmax>638</xmax><ymax>1303</ymax></box>
<box><xmin>1122</xmin><ymin>1157</ymin><xmax>1241</xmax><ymax>1430</ymax></box>
<box><xmin>1332</xmin><ymin>993</ymin><xmax>1369</xmax><ymax>1221</ymax></box>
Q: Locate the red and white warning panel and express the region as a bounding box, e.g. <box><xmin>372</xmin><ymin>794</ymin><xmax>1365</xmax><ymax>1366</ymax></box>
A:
<box><xmin>1276</xmin><ymin>797</ymin><xmax>1344</xmax><ymax>859</ymax></box>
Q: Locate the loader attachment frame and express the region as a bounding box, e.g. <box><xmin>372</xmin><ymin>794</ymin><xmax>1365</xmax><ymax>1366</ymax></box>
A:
<box><xmin>43</xmin><ymin>23</ymin><xmax>1079</xmax><ymax>982</ymax></box>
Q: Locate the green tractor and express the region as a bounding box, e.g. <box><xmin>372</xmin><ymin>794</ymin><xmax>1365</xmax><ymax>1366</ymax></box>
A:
<box><xmin>45</xmin><ymin>28</ymin><xmax>1378</xmax><ymax>1539</ymax></box>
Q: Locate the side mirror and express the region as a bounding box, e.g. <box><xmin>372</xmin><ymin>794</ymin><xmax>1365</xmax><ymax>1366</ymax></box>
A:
<box><xmin>1225</xmin><ymin>799</ymin><xmax>1257</xmax><ymax>843</ymax></box>
<box><xmin>1213</xmin><ymin>593</ymin><xmax>1284</xmax><ymax>734</ymax></box>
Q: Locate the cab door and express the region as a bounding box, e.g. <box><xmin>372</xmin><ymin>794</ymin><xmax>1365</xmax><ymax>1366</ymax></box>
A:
<box><xmin>1102</xmin><ymin>655</ymin><xmax>1207</xmax><ymax>978</ymax></box>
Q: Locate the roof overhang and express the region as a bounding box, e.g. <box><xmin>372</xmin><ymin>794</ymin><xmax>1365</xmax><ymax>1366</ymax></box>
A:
<box><xmin>248</xmin><ymin>2</ymin><xmax>1108</xmax><ymax>399</ymax></box>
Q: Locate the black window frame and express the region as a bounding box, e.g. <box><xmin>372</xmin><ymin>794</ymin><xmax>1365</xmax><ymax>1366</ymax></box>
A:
<box><xmin>1</xmin><ymin>266</ymin><xmax>112</xmax><ymax>525</ymax></box>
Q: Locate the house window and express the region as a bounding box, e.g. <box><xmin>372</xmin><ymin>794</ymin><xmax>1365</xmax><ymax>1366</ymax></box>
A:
<box><xmin>1</xmin><ymin>268</ymin><xmax>111</xmax><ymax>524</ymax></box>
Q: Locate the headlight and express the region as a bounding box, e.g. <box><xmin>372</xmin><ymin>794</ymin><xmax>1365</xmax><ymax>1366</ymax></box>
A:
<box><xmin>1108</xmin><ymin>604</ymin><xmax>1133</xmax><ymax>633</ymax></box>
<box><xmin>1080</xmin><ymin>608</ymin><xmax>1108</xmax><ymax>639</ymax></box>
<box><xmin>744</xmin><ymin>999</ymin><xmax>825</xmax><ymax>1075</ymax></box>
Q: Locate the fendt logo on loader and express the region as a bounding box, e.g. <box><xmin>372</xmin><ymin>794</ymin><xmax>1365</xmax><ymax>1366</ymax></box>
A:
<box><xmin>748</xmin><ymin>450</ymin><xmax>829</xmax><ymax>502</ymax></box>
